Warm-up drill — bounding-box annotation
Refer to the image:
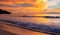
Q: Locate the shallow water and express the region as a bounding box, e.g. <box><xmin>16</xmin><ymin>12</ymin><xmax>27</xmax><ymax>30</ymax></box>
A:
<box><xmin>0</xmin><ymin>14</ymin><xmax>60</xmax><ymax>35</ymax></box>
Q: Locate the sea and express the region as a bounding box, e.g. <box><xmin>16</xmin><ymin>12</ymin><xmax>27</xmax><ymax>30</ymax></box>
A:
<box><xmin>0</xmin><ymin>14</ymin><xmax>60</xmax><ymax>35</ymax></box>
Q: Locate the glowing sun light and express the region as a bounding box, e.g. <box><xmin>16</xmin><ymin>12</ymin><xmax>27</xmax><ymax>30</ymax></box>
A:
<box><xmin>16</xmin><ymin>0</ymin><xmax>47</xmax><ymax>13</ymax></box>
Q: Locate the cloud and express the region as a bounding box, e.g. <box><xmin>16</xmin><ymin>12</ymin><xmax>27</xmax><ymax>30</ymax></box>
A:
<box><xmin>0</xmin><ymin>0</ymin><xmax>48</xmax><ymax>14</ymax></box>
<box><xmin>0</xmin><ymin>4</ymin><xmax>18</xmax><ymax>7</ymax></box>
<box><xmin>0</xmin><ymin>0</ymin><xmax>9</xmax><ymax>2</ymax></box>
<box><xmin>17</xmin><ymin>3</ymin><xmax>33</xmax><ymax>7</ymax></box>
<box><xmin>0</xmin><ymin>0</ymin><xmax>36</xmax><ymax>3</ymax></box>
<box><xmin>0</xmin><ymin>0</ymin><xmax>14</xmax><ymax>2</ymax></box>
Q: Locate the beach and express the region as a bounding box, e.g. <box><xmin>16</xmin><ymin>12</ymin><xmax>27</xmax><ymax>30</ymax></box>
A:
<box><xmin>0</xmin><ymin>20</ymin><xmax>50</xmax><ymax>35</ymax></box>
<box><xmin>0</xmin><ymin>14</ymin><xmax>60</xmax><ymax>35</ymax></box>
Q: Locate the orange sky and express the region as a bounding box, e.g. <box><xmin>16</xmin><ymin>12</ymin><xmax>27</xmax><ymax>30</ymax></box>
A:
<box><xmin>0</xmin><ymin>0</ymin><xmax>47</xmax><ymax>14</ymax></box>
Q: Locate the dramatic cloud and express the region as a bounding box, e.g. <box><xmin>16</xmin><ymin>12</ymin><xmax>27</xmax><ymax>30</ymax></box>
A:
<box><xmin>0</xmin><ymin>0</ymin><xmax>49</xmax><ymax>14</ymax></box>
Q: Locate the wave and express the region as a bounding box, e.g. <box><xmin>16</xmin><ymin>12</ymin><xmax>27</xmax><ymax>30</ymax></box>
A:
<box><xmin>0</xmin><ymin>19</ymin><xmax>60</xmax><ymax>35</ymax></box>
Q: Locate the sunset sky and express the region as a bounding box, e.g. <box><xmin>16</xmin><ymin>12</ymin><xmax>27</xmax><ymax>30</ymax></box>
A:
<box><xmin>0</xmin><ymin>0</ymin><xmax>60</xmax><ymax>35</ymax></box>
<box><xmin>0</xmin><ymin>0</ymin><xmax>60</xmax><ymax>14</ymax></box>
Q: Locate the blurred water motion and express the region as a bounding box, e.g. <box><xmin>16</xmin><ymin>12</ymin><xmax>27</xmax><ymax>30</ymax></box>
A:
<box><xmin>0</xmin><ymin>14</ymin><xmax>60</xmax><ymax>35</ymax></box>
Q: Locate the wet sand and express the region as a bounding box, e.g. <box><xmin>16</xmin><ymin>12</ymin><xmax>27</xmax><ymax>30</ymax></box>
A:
<box><xmin>0</xmin><ymin>21</ymin><xmax>50</xmax><ymax>35</ymax></box>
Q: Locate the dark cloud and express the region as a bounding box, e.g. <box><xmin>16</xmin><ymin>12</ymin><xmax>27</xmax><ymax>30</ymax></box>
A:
<box><xmin>0</xmin><ymin>3</ymin><xmax>33</xmax><ymax>7</ymax></box>
<box><xmin>17</xmin><ymin>3</ymin><xmax>33</xmax><ymax>7</ymax></box>
<box><xmin>0</xmin><ymin>0</ymin><xmax>10</xmax><ymax>2</ymax></box>
<box><xmin>0</xmin><ymin>4</ymin><xmax>17</xmax><ymax>7</ymax></box>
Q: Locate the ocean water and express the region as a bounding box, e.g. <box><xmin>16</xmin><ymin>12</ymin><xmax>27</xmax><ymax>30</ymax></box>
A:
<box><xmin>0</xmin><ymin>14</ymin><xmax>60</xmax><ymax>35</ymax></box>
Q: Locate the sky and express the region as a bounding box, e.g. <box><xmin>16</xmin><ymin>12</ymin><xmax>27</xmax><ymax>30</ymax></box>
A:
<box><xmin>47</xmin><ymin>0</ymin><xmax>60</xmax><ymax>8</ymax></box>
<box><xmin>0</xmin><ymin>0</ymin><xmax>60</xmax><ymax>14</ymax></box>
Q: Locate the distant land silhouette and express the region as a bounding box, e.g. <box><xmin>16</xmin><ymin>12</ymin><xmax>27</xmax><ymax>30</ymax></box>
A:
<box><xmin>0</xmin><ymin>9</ymin><xmax>11</xmax><ymax>14</ymax></box>
<box><xmin>21</xmin><ymin>15</ymin><xmax>60</xmax><ymax>18</ymax></box>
